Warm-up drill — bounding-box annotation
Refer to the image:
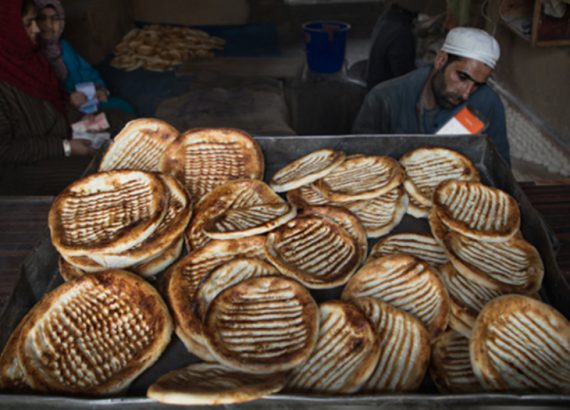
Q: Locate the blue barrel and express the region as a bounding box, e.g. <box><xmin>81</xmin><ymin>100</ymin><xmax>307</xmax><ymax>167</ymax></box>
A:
<box><xmin>303</xmin><ymin>21</ymin><xmax>351</xmax><ymax>73</ymax></box>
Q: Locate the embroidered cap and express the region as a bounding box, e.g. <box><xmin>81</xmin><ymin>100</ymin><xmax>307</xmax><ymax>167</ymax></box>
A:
<box><xmin>441</xmin><ymin>27</ymin><xmax>500</xmax><ymax>69</ymax></box>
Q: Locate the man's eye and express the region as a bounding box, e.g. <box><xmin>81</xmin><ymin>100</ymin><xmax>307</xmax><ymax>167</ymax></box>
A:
<box><xmin>458</xmin><ymin>73</ymin><xmax>468</xmax><ymax>81</ymax></box>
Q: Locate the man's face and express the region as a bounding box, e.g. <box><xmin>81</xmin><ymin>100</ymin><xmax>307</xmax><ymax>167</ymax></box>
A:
<box><xmin>37</xmin><ymin>6</ymin><xmax>63</xmax><ymax>42</ymax></box>
<box><xmin>22</xmin><ymin>6</ymin><xmax>40</xmax><ymax>44</ymax></box>
<box><xmin>431</xmin><ymin>55</ymin><xmax>493</xmax><ymax>109</ymax></box>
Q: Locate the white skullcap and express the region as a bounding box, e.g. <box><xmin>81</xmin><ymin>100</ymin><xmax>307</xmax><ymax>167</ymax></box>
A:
<box><xmin>441</xmin><ymin>27</ymin><xmax>500</xmax><ymax>69</ymax></box>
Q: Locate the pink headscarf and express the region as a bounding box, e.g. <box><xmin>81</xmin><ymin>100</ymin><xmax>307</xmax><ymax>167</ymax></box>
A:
<box><xmin>34</xmin><ymin>0</ymin><xmax>67</xmax><ymax>82</ymax></box>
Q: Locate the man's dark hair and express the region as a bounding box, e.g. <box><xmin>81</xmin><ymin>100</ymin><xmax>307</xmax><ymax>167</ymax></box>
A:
<box><xmin>22</xmin><ymin>0</ymin><xmax>36</xmax><ymax>14</ymax></box>
<box><xmin>442</xmin><ymin>53</ymin><xmax>463</xmax><ymax>69</ymax></box>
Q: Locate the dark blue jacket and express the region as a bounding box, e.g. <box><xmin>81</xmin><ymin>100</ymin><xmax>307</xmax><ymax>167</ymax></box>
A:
<box><xmin>353</xmin><ymin>66</ymin><xmax>511</xmax><ymax>164</ymax></box>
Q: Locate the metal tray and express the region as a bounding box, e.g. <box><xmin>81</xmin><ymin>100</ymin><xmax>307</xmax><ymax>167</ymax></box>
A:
<box><xmin>1</xmin><ymin>135</ymin><xmax>569</xmax><ymax>409</ymax></box>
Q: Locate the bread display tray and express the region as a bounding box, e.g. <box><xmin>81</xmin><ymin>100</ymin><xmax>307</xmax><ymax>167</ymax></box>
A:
<box><xmin>1</xmin><ymin>134</ymin><xmax>568</xmax><ymax>409</ymax></box>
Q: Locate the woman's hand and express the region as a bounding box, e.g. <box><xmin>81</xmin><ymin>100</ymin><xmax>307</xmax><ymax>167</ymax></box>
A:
<box><xmin>70</xmin><ymin>139</ymin><xmax>94</xmax><ymax>156</ymax></box>
<box><xmin>70</xmin><ymin>91</ymin><xmax>87</xmax><ymax>108</ymax></box>
<box><xmin>95</xmin><ymin>87</ymin><xmax>110</xmax><ymax>102</ymax></box>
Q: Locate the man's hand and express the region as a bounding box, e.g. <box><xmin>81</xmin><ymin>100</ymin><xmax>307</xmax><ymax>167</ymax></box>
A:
<box><xmin>70</xmin><ymin>91</ymin><xmax>87</xmax><ymax>108</ymax></box>
<box><xmin>95</xmin><ymin>87</ymin><xmax>109</xmax><ymax>102</ymax></box>
<box><xmin>70</xmin><ymin>139</ymin><xmax>94</xmax><ymax>156</ymax></box>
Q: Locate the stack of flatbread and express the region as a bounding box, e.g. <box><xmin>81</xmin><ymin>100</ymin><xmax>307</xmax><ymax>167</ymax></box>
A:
<box><xmin>429</xmin><ymin>179</ymin><xmax>544</xmax><ymax>337</ymax></box>
<box><xmin>4</xmin><ymin>127</ymin><xmax>566</xmax><ymax>403</ymax></box>
<box><xmin>49</xmin><ymin>169</ymin><xmax>192</xmax><ymax>279</ymax></box>
<box><xmin>282</xmin><ymin>150</ymin><xmax>407</xmax><ymax>238</ymax></box>
<box><xmin>399</xmin><ymin>147</ymin><xmax>480</xmax><ymax>218</ymax></box>
<box><xmin>111</xmin><ymin>25</ymin><xmax>225</xmax><ymax>72</ymax></box>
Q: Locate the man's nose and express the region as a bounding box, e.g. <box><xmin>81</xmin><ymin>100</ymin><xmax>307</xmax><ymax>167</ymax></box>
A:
<box><xmin>460</xmin><ymin>81</ymin><xmax>476</xmax><ymax>100</ymax></box>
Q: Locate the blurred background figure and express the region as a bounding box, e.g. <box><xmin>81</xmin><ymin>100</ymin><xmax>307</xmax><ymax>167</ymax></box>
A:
<box><xmin>365</xmin><ymin>0</ymin><xmax>447</xmax><ymax>90</ymax></box>
<box><xmin>0</xmin><ymin>0</ymin><xmax>94</xmax><ymax>195</ymax></box>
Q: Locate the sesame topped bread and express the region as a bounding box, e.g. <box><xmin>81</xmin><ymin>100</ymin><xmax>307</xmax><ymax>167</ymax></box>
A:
<box><xmin>433</xmin><ymin>180</ymin><xmax>520</xmax><ymax>243</ymax></box>
<box><xmin>99</xmin><ymin>118</ymin><xmax>179</xmax><ymax>172</ymax></box>
<box><xmin>270</xmin><ymin>149</ymin><xmax>345</xmax><ymax>192</ymax></box>
<box><xmin>315</xmin><ymin>155</ymin><xmax>404</xmax><ymax>202</ymax></box>
<box><xmin>400</xmin><ymin>147</ymin><xmax>479</xmax><ymax>207</ymax></box>
<box><xmin>159</xmin><ymin>128</ymin><xmax>264</xmax><ymax>201</ymax></box>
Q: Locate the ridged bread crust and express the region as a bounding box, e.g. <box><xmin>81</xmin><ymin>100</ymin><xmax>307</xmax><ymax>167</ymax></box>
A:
<box><xmin>186</xmin><ymin>179</ymin><xmax>295</xmax><ymax>250</ymax></box>
<box><xmin>369</xmin><ymin>232</ymin><xmax>448</xmax><ymax>267</ymax></box>
<box><xmin>470</xmin><ymin>295</ymin><xmax>570</xmax><ymax>393</ymax></box>
<box><xmin>433</xmin><ymin>180</ymin><xmax>520</xmax><ymax>243</ymax></box>
<box><xmin>49</xmin><ymin>170</ymin><xmax>168</xmax><ymax>256</ymax></box>
<box><xmin>400</xmin><ymin>147</ymin><xmax>479</xmax><ymax>207</ymax></box>
<box><xmin>205</xmin><ymin>276</ymin><xmax>319</xmax><ymax>374</ymax></box>
<box><xmin>147</xmin><ymin>363</ymin><xmax>287</xmax><ymax>405</ymax></box>
<box><xmin>99</xmin><ymin>118</ymin><xmax>179</xmax><ymax>172</ymax></box>
<box><xmin>315</xmin><ymin>155</ymin><xmax>404</xmax><ymax>202</ymax></box>
<box><xmin>353</xmin><ymin>298</ymin><xmax>430</xmax><ymax>393</ymax></box>
<box><xmin>265</xmin><ymin>214</ymin><xmax>361</xmax><ymax>289</ymax></box>
<box><xmin>270</xmin><ymin>149</ymin><xmax>346</xmax><ymax>192</ymax></box>
<box><xmin>285</xmin><ymin>300</ymin><xmax>380</xmax><ymax>394</ymax></box>
<box><xmin>165</xmin><ymin>236</ymin><xmax>268</xmax><ymax>361</ymax></box>
<box><xmin>342</xmin><ymin>255</ymin><xmax>450</xmax><ymax>337</ymax></box>
<box><xmin>16</xmin><ymin>270</ymin><xmax>173</xmax><ymax>395</ymax></box>
<box><xmin>430</xmin><ymin>330</ymin><xmax>481</xmax><ymax>394</ymax></box>
<box><xmin>159</xmin><ymin>128</ymin><xmax>264</xmax><ymax>201</ymax></box>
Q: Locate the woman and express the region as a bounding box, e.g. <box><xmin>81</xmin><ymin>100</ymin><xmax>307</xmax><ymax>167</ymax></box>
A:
<box><xmin>0</xmin><ymin>0</ymin><xmax>94</xmax><ymax>195</ymax></box>
<box><xmin>35</xmin><ymin>0</ymin><xmax>136</xmax><ymax>116</ymax></box>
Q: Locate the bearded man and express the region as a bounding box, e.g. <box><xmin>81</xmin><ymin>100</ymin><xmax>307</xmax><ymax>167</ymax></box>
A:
<box><xmin>352</xmin><ymin>27</ymin><xmax>510</xmax><ymax>164</ymax></box>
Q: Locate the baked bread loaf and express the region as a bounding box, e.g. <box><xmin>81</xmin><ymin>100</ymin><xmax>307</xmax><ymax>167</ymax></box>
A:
<box><xmin>265</xmin><ymin>214</ymin><xmax>361</xmax><ymax>289</ymax></box>
<box><xmin>186</xmin><ymin>179</ymin><xmax>294</xmax><ymax>250</ymax></box>
<box><xmin>159</xmin><ymin>128</ymin><xmax>264</xmax><ymax>201</ymax></box>
<box><xmin>342</xmin><ymin>255</ymin><xmax>450</xmax><ymax>337</ymax></box>
<box><xmin>204</xmin><ymin>276</ymin><xmax>319</xmax><ymax>374</ymax></box>
<box><xmin>15</xmin><ymin>270</ymin><xmax>172</xmax><ymax>394</ymax></box>
<box><xmin>49</xmin><ymin>170</ymin><xmax>168</xmax><ymax>256</ymax></box>
<box><xmin>285</xmin><ymin>300</ymin><xmax>380</xmax><ymax>394</ymax></box>
<box><xmin>147</xmin><ymin>363</ymin><xmax>287</xmax><ymax>405</ymax></box>
<box><xmin>470</xmin><ymin>295</ymin><xmax>570</xmax><ymax>393</ymax></box>
<box><xmin>400</xmin><ymin>147</ymin><xmax>479</xmax><ymax>207</ymax></box>
<box><xmin>430</xmin><ymin>330</ymin><xmax>481</xmax><ymax>393</ymax></box>
<box><xmin>99</xmin><ymin>118</ymin><xmax>179</xmax><ymax>172</ymax></box>
<box><xmin>165</xmin><ymin>236</ymin><xmax>268</xmax><ymax>361</ymax></box>
<box><xmin>315</xmin><ymin>155</ymin><xmax>404</xmax><ymax>202</ymax></box>
<box><xmin>270</xmin><ymin>149</ymin><xmax>345</xmax><ymax>192</ymax></box>
<box><xmin>195</xmin><ymin>258</ymin><xmax>280</xmax><ymax>321</ymax></box>
<box><xmin>201</xmin><ymin>180</ymin><xmax>296</xmax><ymax>240</ymax></box>
<box><xmin>369</xmin><ymin>232</ymin><xmax>448</xmax><ymax>267</ymax></box>
<box><xmin>301</xmin><ymin>205</ymin><xmax>368</xmax><ymax>265</ymax></box>
<box><xmin>353</xmin><ymin>297</ymin><xmax>430</xmax><ymax>393</ymax></box>
<box><xmin>344</xmin><ymin>187</ymin><xmax>408</xmax><ymax>238</ymax></box>
<box><xmin>438</xmin><ymin>262</ymin><xmax>504</xmax><ymax>337</ymax></box>
<box><xmin>444</xmin><ymin>231</ymin><xmax>543</xmax><ymax>293</ymax></box>
<box><xmin>433</xmin><ymin>180</ymin><xmax>520</xmax><ymax>243</ymax></box>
